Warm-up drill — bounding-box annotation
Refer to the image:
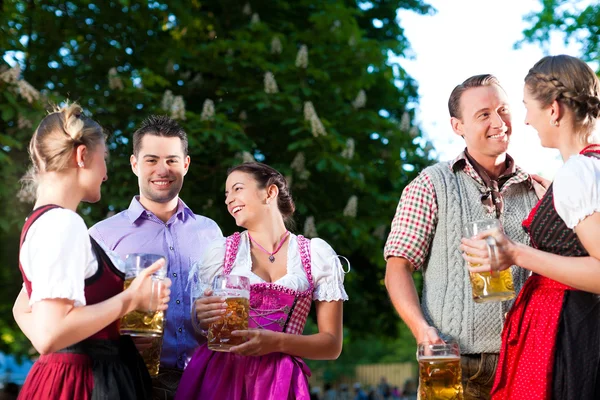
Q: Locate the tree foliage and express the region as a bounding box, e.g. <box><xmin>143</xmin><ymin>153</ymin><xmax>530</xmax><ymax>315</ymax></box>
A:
<box><xmin>520</xmin><ymin>0</ymin><xmax>600</xmax><ymax>66</ymax></box>
<box><xmin>0</xmin><ymin>0</ymin><xmax>435</xmax><ymax>370</ymax></box>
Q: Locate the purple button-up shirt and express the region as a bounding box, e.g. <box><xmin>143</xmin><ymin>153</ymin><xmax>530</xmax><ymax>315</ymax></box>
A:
<box><xmin>89</xmin><ymin>196</ymin><xmax>222</xmax><ymax>370</ymax></box>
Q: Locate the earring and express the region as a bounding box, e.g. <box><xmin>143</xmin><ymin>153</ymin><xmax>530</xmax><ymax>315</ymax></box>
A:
<box><xmin>78</xmin><ymin>161</ymin><xmax>84</xmax><ymax>168</ymax></box>
<box><xmin>550</xmin><ymin>120</ymin><xmax>559</xmax><ymax>127</ymax></box>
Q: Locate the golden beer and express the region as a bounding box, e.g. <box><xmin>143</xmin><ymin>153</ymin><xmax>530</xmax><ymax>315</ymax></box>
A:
<box><xmin>419</xmin><ymin>356</ymin><xmax>463</xmax><ymax>400</ymax></box>
<box><xmin>142</xmin><ymin>336</ymin><xmax>163</xmax><ymax>377</ymax></box>
<box><xmin>120</xmin><ymin>278</ymin><xmax>165</xmax><ymax>337</ymax></box>
<box><xmin>208</xmin><ymin>297</ymin><xmax>249</xmax><ymax>352</ymax></box>
<box><xmin>467</xmin><ymin>256</ymin><xmax>515</xmax><ymax>303</ymax></box>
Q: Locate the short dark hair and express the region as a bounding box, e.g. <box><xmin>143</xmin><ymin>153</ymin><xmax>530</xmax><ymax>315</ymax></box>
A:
<box><xmin>133</xmin><ymin>115</ymin><xmax>188</xmax><ymax>156</ymax></box>
<box><xmin>448</xmin><ymin>74</ymin><xmax>505</xmax><ymax>119</ymax></box>
<box><xmin>228</xmin><ymin>162</ymin><xmax>295</xmax><ymax>225</ymax></box>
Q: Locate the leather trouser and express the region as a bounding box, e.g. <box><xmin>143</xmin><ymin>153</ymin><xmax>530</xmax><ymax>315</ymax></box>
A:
<box><xmin>151</xmin><ymin>367</ymin><xmax>183</xmax><ymax>400</ymax></box>
<box><xmin>460</xmin><ymin>353</ymin><xmax>499</xmax><ymax>400</ymax></box>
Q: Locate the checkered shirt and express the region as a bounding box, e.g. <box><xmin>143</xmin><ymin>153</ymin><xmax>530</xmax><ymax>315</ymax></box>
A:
<box><xmin>384</xmin><ymin>151</ymin><xmax>530</xmax><ymax>270</ymax></box>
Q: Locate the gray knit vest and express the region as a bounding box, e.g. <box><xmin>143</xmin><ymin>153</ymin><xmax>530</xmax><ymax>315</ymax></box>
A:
<box><xmin>421</xmin><ymin>162</ymin><xmax>538</xmax><ymax>354</ymax></box>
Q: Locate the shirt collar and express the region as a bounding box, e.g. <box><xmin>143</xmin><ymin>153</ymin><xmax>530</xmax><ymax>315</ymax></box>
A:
<box><xmin>449</xmin><ymin>149</ymin><xmax>525</xmax><ymax>182</ymax></box>
<box><xmin>127</xmin><ymin>196</ymin><xmax>196</xmax><ymax>224</ymax></box>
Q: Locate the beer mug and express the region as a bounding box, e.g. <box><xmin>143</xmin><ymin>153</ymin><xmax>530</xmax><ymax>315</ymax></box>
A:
<box><xmin>418</xmin><ymin>342</ymin><xmax>463</xmax><ymax>400</ymax></box>
<box><xmin>207</xmin><ymin>274</ymin><xmax>250</xmax><ymax>352</ymax></box>
<box><xmin>463</xmin><ymin>219</ymin><xmax>515</xmax><ymax>303</ymax></box>
<box><xmin>119</xmin><ymin>254</ymin><xmax>168</xmax><ymax>337</ymax></box>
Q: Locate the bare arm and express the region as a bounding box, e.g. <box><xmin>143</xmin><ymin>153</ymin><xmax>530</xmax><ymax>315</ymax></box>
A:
<box><xmin>385</xmin><ymin>257</ymin><xmax>441</xmax><ymax>344</ymax></box>
<box><xmin>12</xmin><ymin>288</ymin><xmax>33</xmax><ymax>338</ymax></box>
<box><xmin>277</xmin><ymin>300</ymin><xmax>343</xmax><ymax>360</ymax></box>
<box><xmin>462</xmin><ymin>213</ymin><xmax>600</xmax><ymax>294</ymax></box>
<box><xmin>12</xmin><ymin>261</ymin><xmax>170</xmax><ymax>354</ymax></box>
<box><xmin>229</xmin><ymin>300</ymin><xmax>344</xmax><ymax>360</ymax></box>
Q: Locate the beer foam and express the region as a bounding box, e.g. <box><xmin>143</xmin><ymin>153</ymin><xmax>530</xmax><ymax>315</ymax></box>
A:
<box><xmin>418</xmin><ymin>355</ymin><xmax>461</xmax><ymax>361</ymax></box>
<box><xmin>214</xmin><ymin>288</ymin><xmax>250</xmax><ymax>299</ymax></box>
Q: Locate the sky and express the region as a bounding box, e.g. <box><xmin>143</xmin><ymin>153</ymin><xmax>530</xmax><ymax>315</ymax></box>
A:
<box><xmin>396</xmin><ymin>0</ymin><xmax>588</xmax><ymax>179</ymax></box>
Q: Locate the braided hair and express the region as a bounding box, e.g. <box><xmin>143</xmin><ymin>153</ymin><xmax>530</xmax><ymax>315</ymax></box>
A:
<box><xmin>525</xmin><ymin>55</ymin><xmax>600</xmax><ymax>142</ymax></box>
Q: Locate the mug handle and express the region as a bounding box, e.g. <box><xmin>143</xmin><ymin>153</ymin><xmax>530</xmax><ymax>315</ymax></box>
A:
<box><xmin>485</xmin><ymin>236</ymin><xmax>499</xmax><ymax>278</ymax></box>
<box><xmin>149</xmin><ymin>277</ymin><xmax>162</xmax><ymax>312</ymax></box>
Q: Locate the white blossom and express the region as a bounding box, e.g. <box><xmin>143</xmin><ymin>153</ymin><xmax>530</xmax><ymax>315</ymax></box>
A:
<box><xmin>290</xmin><ymin>152</ymin><xmax>305</xmax><ymax>173</ymax></box>
<box><xmin>295</xmin><ymin>45</ymin><xmax>308</xmax><ymax>69</ymax></box>
<box><xmin>251</xmin><ymin>13</ymin><xmax>260</xmax><ymax>25</ymax></box>
<box><xmin>18</xmin><ymin>115</ymin><xmax>32</xmax><ymax>129</ymax></box>
<box><xmin>303</xmin><ymin>101</ymin><xmax>316</xmax><ymax>121</ymax></box>
<box><xmin>424</xmin><ymin>141</ymin><xmax>435</xmax><ymax>153</ymax></box>
<box><xmin>373</xmin><ymin>225</ymin><xmax>387</xmax><ymax>240</ymax></box>
<box><xmin>341</xmin><ymin>138</ymin><xmax>355</xmax><ymax>159</ymax></box>
<box><xmin>348</xmin><ymin>36</ymin><xmax>357</xmax><ymax>46</ymax></box>
<box><xmin>310</xmin><ymin>115</ymin><xmax>326</xmax><ymax>137</ymax></box>
<box><xmin>200</xmin><ymin>99</ymin><xmax>215</xmax><ymax>121</ymax></box>
<box><xmin>400</xmin><ymin>112</ymin><xmax>411</xmax><ymax>131</ymax></box>
<box><xmin>343</xmin><ymin>195</ymin><xmax>358</xmax><ymax>218</ymax></box>
<box><xmin>171</xmin><ymin>96</ymin><xmax>186</xmax><ymax>120</ymax></box>
<box><xmin>299</xmin><ymin>170</ymin><xmax>310</xmax><ymax>180</ymax></box>
<box><xmin>203</xmin><ymin>198</ymin><xmax>214</xmax><ymax>210</ymax></box>
<box><xmin>165</xmin><ymin>60</ymin><xmax>175</xmax><ymax>75</ymax></box>
<box><xmin>242</xmin><ymin>3</ymin><xmax>252</xmax><ymax>15</ymax></box>
<box><xmin>108</xmin><ymin>67</ymin><xmax>124</xmax><ymax>91</ymax></box>
<box><xmin>303</xmin><ymin>216</ymin><xmax>318</xmax><ymax>238</ymax></box>
<box><xmin>18</xmin><ymin>80</ymin><xmax>41</xmax><ymax>104</ymax></box>
<box><xmin>0</xmin><ymin>65</ymin><xmax>20</xmax><ymax>84</ymax></box>
<box><xmin>352</xmin><ymin>90</ymin><xmax>367</xmax><ymax>109</ymax></box>
<box><xmin>285</xmin><ymin>175</ymin><xmax>293</xmax><ymax>188</ymax></box>
<box><xmin>331</xmin><ymin>20</ymin><xmax>341</xmax><ymax>31</ymax></box>
<box><xmin>239</xmin><ymin>110</ymin><xmax>248</xmax><ymax>121</ymax></box>
<box><xmin>242</xmin><ymin>151</ymin><xmax>255</xmax><ymax>163</ymax></box>
<box><xmin>17</xmin><ymin>188</ymin><xmax>36</xmax><ymax>204</ymax></box>
<box><xmin>271</xmin><ymin>37</ymin><xmax>282</xmax><ymax>54</ymax></box>
<box><xmin>409</xmin><ymin>126</ymin><xmax>419</xmax><ymax>138</ymax></box>
<box><xmin>264</xmin><ymin>72</ymin><xmax>279</xmax><ymax>94</ymax></box>
<box><xmin>191</xmin><ymin>73</ymin><xmax>203</xmax><ymax>87</ymax></box>
<box><xmin>161</xmin><ymin>90</ymin><xmax>174</xmax><ymax>111</ymax></box>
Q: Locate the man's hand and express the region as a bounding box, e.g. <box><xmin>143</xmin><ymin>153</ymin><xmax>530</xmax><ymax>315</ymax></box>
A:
<box><xmin>132</xmin><ymin>337</ymin><xmax>155</xmax><ymax>355</ymax></box>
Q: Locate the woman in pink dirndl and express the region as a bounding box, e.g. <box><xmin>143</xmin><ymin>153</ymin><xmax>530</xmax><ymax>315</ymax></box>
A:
<box><xmin>175</xmin><ymin>162</ymin><xmax>349</xmax><ymax>400</ymax></box>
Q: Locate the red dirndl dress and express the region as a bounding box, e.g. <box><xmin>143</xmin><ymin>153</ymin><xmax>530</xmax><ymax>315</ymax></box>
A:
<box><xmin>17</xmin><ymin>205</ymin><xmax>152</xmax><ymax>400</ymax></box>
<box><xmin>491</xmin><ymin>151</ymin><xmax>600</xmax><ymax>400</ymax></box>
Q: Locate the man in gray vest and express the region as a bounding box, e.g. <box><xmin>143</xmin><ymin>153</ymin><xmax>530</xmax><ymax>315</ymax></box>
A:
<box><xmin>384</xmin><ymin>74</ymin><xmax>539</xmax><ymax>400</ymax></box>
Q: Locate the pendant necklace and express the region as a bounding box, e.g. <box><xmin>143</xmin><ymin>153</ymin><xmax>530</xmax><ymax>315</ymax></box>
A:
<box><xmin>248</xmin><ymin>230</ymin><xmax>290</xmax><ymax>263</ymax></box>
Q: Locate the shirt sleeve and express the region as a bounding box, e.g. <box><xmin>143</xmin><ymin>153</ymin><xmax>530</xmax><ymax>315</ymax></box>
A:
<box><xmin>383</xmin><ymin>171</ymin><xmax>438</xmax><ymax>270</ymax></box>
<box><xmin>188</xmin><ymin>237</ymin><xmax>227</xmax><ymax>305</ymax></box>
<box><xmin>20</xmin><ymin>209</ymin><xmax>93</xmax><ymax>307</ymax></box>
<box><xmin>554</xmin><ymin>155</ymin><xmax>600</xmax><ymax>229</ymax></box>
<box><xmin>310</xmin><ymin>238</ymin><xmax>349</xmax><ymax>302</ymax></box>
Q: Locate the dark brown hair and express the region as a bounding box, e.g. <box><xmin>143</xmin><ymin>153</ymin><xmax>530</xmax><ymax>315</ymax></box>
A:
<box><xmin>448</xmin><ymin>74</ymin><xmax>505</xmax><ymax>119</ymax></box>
<box><xmin>525</xmin><ymin>55</ymin><xmax>600</xmax><ymax>142</ymax></box>
<box><xmin>228</xmin><ymin>162</ymin><xmax>295</xmax><ymax>224</ymax></box>
<box><xmin>133</xmin><ymin>115</ymin><xmax>188</xmax><ymax>156</ymax></box>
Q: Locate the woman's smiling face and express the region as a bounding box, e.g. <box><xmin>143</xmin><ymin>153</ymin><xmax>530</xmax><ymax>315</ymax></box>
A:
<box><xmin>224</xmin><ymin>170</ymin><xmax>268</xmax><ymax>228</ymax></box>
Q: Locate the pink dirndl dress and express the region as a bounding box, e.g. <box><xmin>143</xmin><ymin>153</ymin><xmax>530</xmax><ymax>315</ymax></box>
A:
<box><xmin>175</xmin><ymin>232</ymin><xmax>314</xmax><ymax>400</ymax></box>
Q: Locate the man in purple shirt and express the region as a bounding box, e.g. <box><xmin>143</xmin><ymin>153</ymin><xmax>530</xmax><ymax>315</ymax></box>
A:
<box><xmin>89</xmin><ymin>115</ymin><xmax>222</xmax><ymax>400</ymax></box>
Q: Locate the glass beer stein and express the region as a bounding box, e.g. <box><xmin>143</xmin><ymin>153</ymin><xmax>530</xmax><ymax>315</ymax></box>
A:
<box><xmin>463</xmin><ymin>219</ymin><xmax>515</xmax><ymax>303</ymax></box>
<box><xmin>418</xmin><ymin>342</ymin><xmax>464</xmax><ymax>400</ymax></box>
<box><xmin>119</xmin><ymin>254</ymin><xmax>168</xmax><ymax>377</ymax></box>
<box><xmin>207</xmin><ymin>274</ymin><xmax>250</xmax><ymax>352</ymax></box>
